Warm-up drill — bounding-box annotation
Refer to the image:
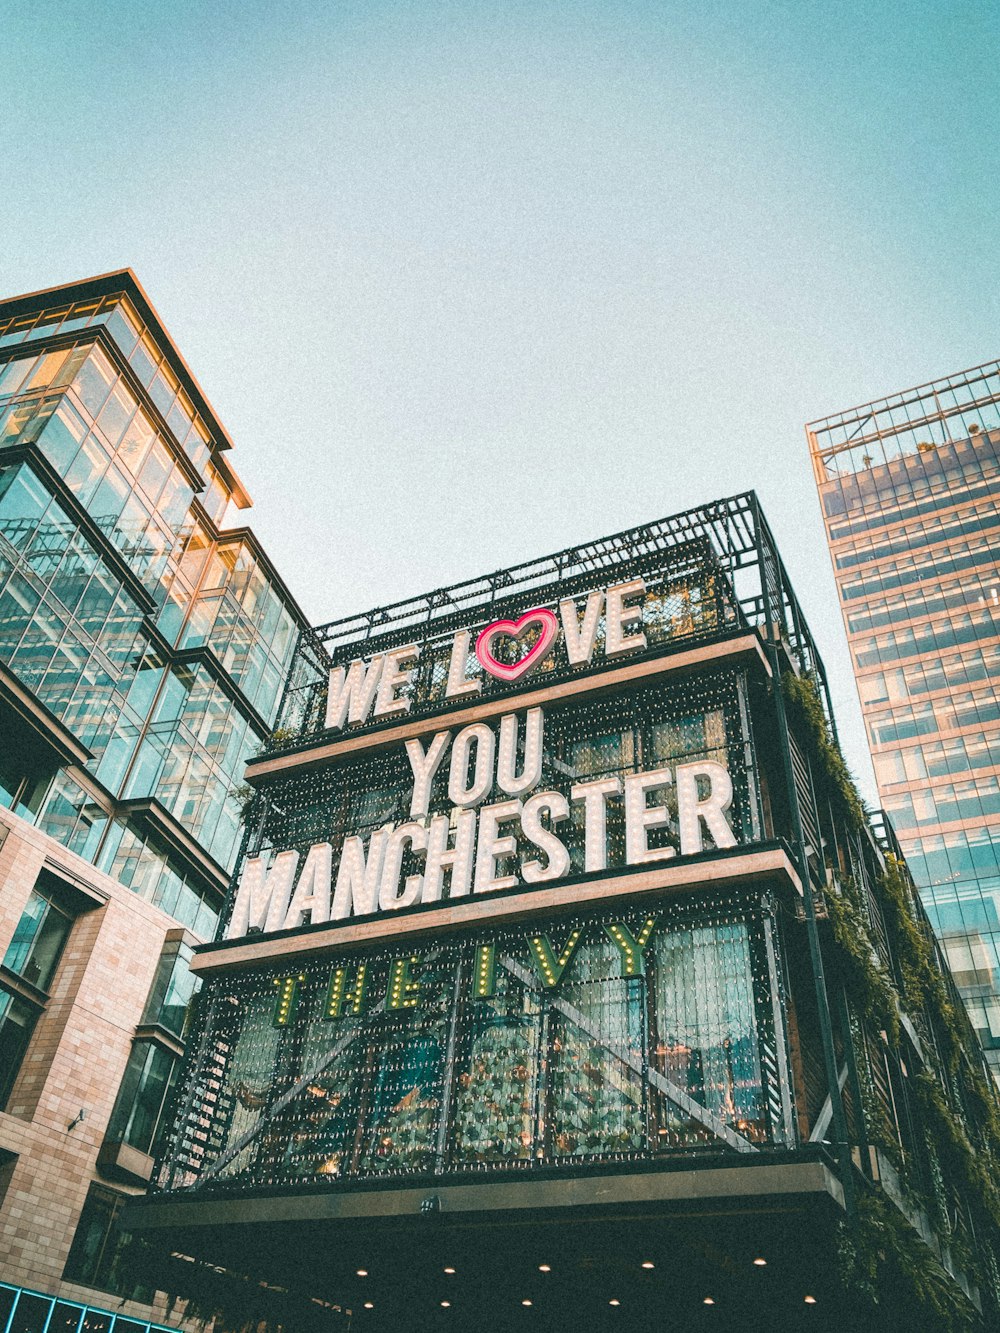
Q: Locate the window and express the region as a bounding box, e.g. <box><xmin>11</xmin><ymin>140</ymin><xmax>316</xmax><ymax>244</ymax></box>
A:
<box><xmin>0</xmin><ymin>991</ymin><xmax>36</xmax><ymax>1107</ymax></box>
<box><xmin>0</xmin><ymin>873</ymin><xmax>76</xmax><ymax>1109</ymax></box>
<box><xmin>62</xmin><ymin>1183</ymin><xmax>151</xmax><ymax>1300</ymax></box>
<box><xmin>3</xmin><ymin>877</ymin><xmax>73</xmax><ymax>989</ymax></box>
<box><xmin>106</xmin><ymin>1041</ymin><xmax>180</xmax><ymax>1158</ymax></box>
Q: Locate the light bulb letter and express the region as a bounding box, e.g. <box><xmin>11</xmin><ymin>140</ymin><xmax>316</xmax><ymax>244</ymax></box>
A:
<box><xmin>624</xmin><ymin>769</ymin><xmax>676</xmax><ymax>865</ymax></box>
<box><xmin>448</xmin><ymin>722</ymin><xmax>496</xmax><ymax>808</ymax></box>
<box><xmin>676</xmin><ymin>761</ymin><xmax>737</xmax><ymax>854</ymax></box>
<box><xmin>228</xmin><ymin>850</ymin><xmax>300</xmax><ymax>937</ymax></box>
<box><xmin>445</xmin><ymin>629</ymin><xmax>482</xmax><ymax>698</ymax></box>
<box><xmin>325</xmin><ymin>656</ymin><xmax>384</xmax><ymax>730</ymax></box>
<box><xmin>373</xmin><ymin>643</ymin><xmax>420</xmax><ymax>718</ymax></box>
<box><xmin>521</xmin><ymin>790</ymin><xmax>571</xmax><ymax>883</ymax></box>
<box><xmin>605</xmin><ymin>578</ymin><xmax>647</xmax><ymax>657</ymax></box>
<box><xmin>474</xmin><ymin>799</ymin><xmax>522</xmax><ymax>893</ymax></box>
<box><xmin>570</xmin><ymin>776</ymin><xmax>622</xmax><ymax>872</ymax></box>
<box><xmin>282</xmin><ymin>842</ymin><xmax>333</xmax><ymax>929</ymax></box>
<box><xmin>496</xmin><ymin>707</ymin><xmax>543</xmax><ymax>797</ymax></box>
<box><xmin>406</xmin><ymin>730</ymin><xmax>452</xmax><ymax>818</ymax></box>
<box><xmin>379</xmin><ymin>821</ymin><xmax>428</xmax><ymax>911</ymax></box>
<box><xmin>331</xmin><ymin>826</ymin><xmax>390</xmax><ymax>919</ymax></box>
<box><xmin>423</xmin><ymin>810</ymin><xmax>477</xmax><ymax>901</ymax></box>
<box><xmin>559</xmin><ymin>590</ymin><xmax>604</xmax><ymax>666</ymax></box>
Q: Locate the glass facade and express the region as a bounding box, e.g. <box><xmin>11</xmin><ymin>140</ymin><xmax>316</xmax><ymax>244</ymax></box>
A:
<box><xmin>808</xmin><ymin>360</ymin><xmax>1000</xmax><ymax>1073</ymax></box>
<box><xmin>0</xmin><ymin>272</ymin><xmax>307</xmax><ymax>1322</ymax></box>
<box><xmin>164</xmin><ymin>894</ymin><xmax>781</xmax><ymax>1192</ymax></box>
<box><xmin>0</xmin><ymin>280</ymin><xmax>306</xmax><ymax>928</ymax></box>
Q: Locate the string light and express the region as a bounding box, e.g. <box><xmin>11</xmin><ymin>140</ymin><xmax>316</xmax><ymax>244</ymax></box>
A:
<box><xmin>166</xmin><ymin>886</ymin><xmax>776</xmax><ymax>1188</ymax></box>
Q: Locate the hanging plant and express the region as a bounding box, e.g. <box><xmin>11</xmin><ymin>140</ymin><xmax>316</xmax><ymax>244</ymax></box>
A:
<box><xmin>839</xmin><ymin>1192</ymin><xmax>980</xmax><ymax>1333</ymax></box>
<box><xmin>782</xmin><ymin>671</ymin><xmax>867</xmax><ymax>829</ymax></box>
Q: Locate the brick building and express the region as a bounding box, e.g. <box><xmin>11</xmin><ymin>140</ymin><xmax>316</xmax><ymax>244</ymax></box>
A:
<box><xmin>0</xmin><ymin>272</ymin><xmax>307</xmax><ymax>1332</ymax></box>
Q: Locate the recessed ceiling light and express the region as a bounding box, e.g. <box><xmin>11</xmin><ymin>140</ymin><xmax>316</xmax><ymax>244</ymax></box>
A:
<box><xmin>356</xmin><ymin>1269</ymin><xmax>368</xmax><ymax>1277</ymax></box>
<box><xmin>641</xmin><ymin>1261</ymin><xmax>654</xmax><ymax>1269</ymax></box>
<box><xmin>538</xmin><ymin>1264</ymin><xmax>551</xmax><ymax>1272</ymax></box>
<box><xmin>609</xmin><ymin>1299</ymin><xmax>621</xmax><ymax>1307</ymax></box>
<box><xmin>805</xmin><ymin>1296</ymin><xmax>817</xmax><ymax>1305</ymax></box>
<box><xmin>363</xmin><ymin>1303</ymin><xmax>373</xmax><ymax>1310</ymax></box>
<box><xmin>703</xmin><ymin>1297</ymin><xmax>715</xmax><ymax>1305</ymax></box>
<box><xmin>522</xmin><ymin>1299</ymin><xmax>533</xmax><ymax>1306</ymax></box>
<box><xmin>441</xmin><ymin>1300</ymin><xmax>451</xmax><ymax>1308</ymax></box>
<box><xmin>444</xmin><ymin>1267</ymin><xmax>456</xmax><ymax>1274</ymax></box>
<box><xmin>753</xmin><ymin>1258</ymin><xmax>767</xmax><ymax>1267</ymax></box>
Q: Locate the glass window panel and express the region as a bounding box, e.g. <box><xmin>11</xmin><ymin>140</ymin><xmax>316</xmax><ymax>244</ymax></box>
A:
<box><xmin>116</xmin><ymin>407</ymin><xmax>155</xmax><ymax>479</ymax></box>
<box><xmin>89</xmin><ymin>465</ymin><xmax>130</xmax><ymax>528</ymax></box>
<box><xmin>38</xmin><ymin>398</ymin><xmax>89</xmax><ymax>475</ymax></box>
<box><xmin>5</xmin><ymin>1290</ymin><xmax>50</xmax><ymax>1333</ymax></box>
<box><xmin>25</xmin><ymin>347</ymin><xmax>73</xmax><ymax>391</ymax></box>
<box><xmin>50</xmin><ymin>535</ymin><xmax>98</xmax><ymax>614</ymax></box>
<box><xmin>63</xmin><ymin>433</ymin><xmax>112</xmax><ymax>506</ymax></box>
<box><xmin>0</xmin><ymin>355</ymin><xmax>36</xmax><ymax>398</ymax></box>
<box><xmin>148</xmin><ymin>370</ymin><xmax>176</xmax><ymax>418</ymax></box>
<box><xmin>0</xmin><ymin>575</ymin><xmax>41</xmax><ymax>656</ymax></box>
<box><xmin>95</xmin><ymin>382</ymin><xmax>136</xmax><ymax>449</ymax></box>
<box><xmin>62</xmin><ymin>1183</ymin><xmax>150</xmax><ymax>1299</ymax></box>
<box><xmin>129</xmin><ymin>334</ymin><xmax>159</xmax><ymax>387</ymax></box>
<box><xmin>105</xmin><ymin>300</ymin><xmax>141</xmax><ymax>357</ymax></box>
<box><xmin>0</xmin><ymin>464</ymin><xmax>49</xmax><ymax>548</ymax></box>
<box><xmin>3</xmin><ymin>883</ymin><xmax>72</xmax><ymax>991</ymax></box>
<box><xmin>107</xmin><ymin>1040</ymin><xmax>179</xmax><ymax>1154</ymax></box>
<box><xmin>0</xmin><ymin>987</ymin><xmax>38</xmax><ymax>1107</ymax></box>
<box><xmin>138</xmin><ymin>440</ymin><xmax>170</xmax><ymax>506</ymax></box>
<box><xmin>70</xmin><ymin>346</ymin><xmax>117</xmax><ymax>419</ymax></box>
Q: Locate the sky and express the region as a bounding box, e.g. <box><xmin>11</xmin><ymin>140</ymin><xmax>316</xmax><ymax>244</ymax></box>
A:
<box><xmin>3</xmin><ymin>0</ymin><xmax>999</xmax><ymax>803</ymax></box>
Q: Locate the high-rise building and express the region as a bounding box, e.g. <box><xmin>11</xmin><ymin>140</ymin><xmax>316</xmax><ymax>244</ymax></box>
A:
<box><xmin>0</xmin><ymin>272</ymin><xmax>307</xmax><ymax>1330</ymax></box>
<box><xmin>807</xmin><ymin>362</ymin><xmax>1000</xmax><ymax>1076</ymax></box>
<box><xmin>129</xmin><ymin>497</ymin><xmax>1000</xmax><ymax>1331</ymax></box>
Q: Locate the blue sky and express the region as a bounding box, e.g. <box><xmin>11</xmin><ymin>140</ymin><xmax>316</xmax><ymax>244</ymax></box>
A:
<box><xmin>3</xmin><ymin>0</ymin><xmax>999</xmax><ymax>800</ymax></box>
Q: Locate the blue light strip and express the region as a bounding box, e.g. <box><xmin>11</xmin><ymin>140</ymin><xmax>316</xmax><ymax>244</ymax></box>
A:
<box><xmin>0</xmin><ymin>1284</ymin><xmax>175</xmax><ymax>1333</ymax></box>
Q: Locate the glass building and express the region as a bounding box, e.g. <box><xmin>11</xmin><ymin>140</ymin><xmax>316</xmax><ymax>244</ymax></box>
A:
<box><xmin>808</xmin><ymin>360</ymin><xmax>1000</xmax><ymax>1075</ymax></box>
<box><xmin>0</xmin><ymin>271</ymin><xmax>307</xmax><ymax>1326</ymax></box>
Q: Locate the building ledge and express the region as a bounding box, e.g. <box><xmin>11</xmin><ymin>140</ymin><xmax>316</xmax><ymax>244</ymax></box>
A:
<box><xmin>119</xmin><ymin>798</ymin><xmax>229</xmax><ymax>897</ymax></box>
<box><xmin>192</xmin><ymin>840</ymin><xmax>801</xmax><ymax>975</ymax></box>
<box><xmin>245</xmin><ymin>631</ymin><xmax>772</xmax><ymax>783</ymax></box>
<box><xmin>97</xmin><ymin>1139</ymin><xmax>155</xmax><ymax>1185</ymax></box>
<box><xmin>0</xmin><ymin>661</ymin><xmax>92</xmax><ymax>765</ymax></box>
<box><xmin>128</xmin><ymin>1154</ymin><xmax>845</xmax><ymax>1233</ymax></box>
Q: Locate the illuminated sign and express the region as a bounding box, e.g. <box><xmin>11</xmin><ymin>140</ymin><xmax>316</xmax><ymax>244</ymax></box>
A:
<box><xmin>228</xmin><ymin>703</ymin><xmax>737</xmax><ymax>939</ymax></box>
<box><xmin>324</xmin><ymin>578</ymin><xmax>649</xmax><ymax>730</ymax></box>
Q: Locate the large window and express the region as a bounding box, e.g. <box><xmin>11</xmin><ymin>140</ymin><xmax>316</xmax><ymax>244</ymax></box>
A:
<box><xmin>0</xmin><ymin>990</ymin><xmax>37</xmax><ymax>1107</ymax></box>
<box><xmin>106</xmin><ymin>1041</ymin><xmax>180</xmax><ymax>1158</ymax></box>
<box><xmin>0</xmin><ymin>873</ymin><xmax>75</xmax><ymax>1108</ymax></box>
<box><xmin>164</xmin><ymin>894</ymin><xmax>783</xmax><ymax>1192</ymax></box>
<box><xmin>62</xmin><ymin>1183</ymin><xmax>150</xmax><ymax>1300</ymax></box>
<box><xmin>2</xmin><ymin>876</ymin><xmax>73</xmax><ymax>989</ymax></box>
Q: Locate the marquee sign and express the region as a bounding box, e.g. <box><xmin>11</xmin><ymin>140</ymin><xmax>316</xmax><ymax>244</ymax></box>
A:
<box><xmin>228</xmin><ymin>702</ymin><xmax>737</xmax><ymax>940</ymax></box>
<box><xmin>323</xmin><ymin>577</ymin><xmax>650</xmax><ymax>730</ymax></box>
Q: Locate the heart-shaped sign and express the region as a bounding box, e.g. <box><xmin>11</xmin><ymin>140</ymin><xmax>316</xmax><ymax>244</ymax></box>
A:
<box><xmin>475</xmin><ymin>608</ymin><xmax>559</xmax><ymax>683</ymax></box>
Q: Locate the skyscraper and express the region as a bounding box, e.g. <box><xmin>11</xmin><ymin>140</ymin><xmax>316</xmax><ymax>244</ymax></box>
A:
<box><xmin>0</xmin><ymin>271</ymin><xmax>307</xmax><ymax>1329</ymax></box>
<box><xmin>808</xmin><ymin>360</ymin><xmax>1000</xmax><ymax>1075</ymax></box>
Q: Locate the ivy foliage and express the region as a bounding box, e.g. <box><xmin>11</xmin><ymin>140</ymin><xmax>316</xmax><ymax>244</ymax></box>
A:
<box><xmin>781</xmin><ymin>672</ymin><xmax>1000</xmax><ymax>1324</ymax></box>
<box><xmin>839</xmin><ymin>1193</ymin><xmax>980</xmax><ymax>1333</ymax></box>
<box><xmin>782</xmin><ymin>670</ymin><xmax>867</xmax><ymax>830</ymax></box>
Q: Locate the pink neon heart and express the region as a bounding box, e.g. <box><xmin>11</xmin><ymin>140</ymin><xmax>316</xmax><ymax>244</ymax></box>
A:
<box><xmin>475</xmin><ymin>608</ymin><xmax>559</xmax><ymax>683</ymax></box>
